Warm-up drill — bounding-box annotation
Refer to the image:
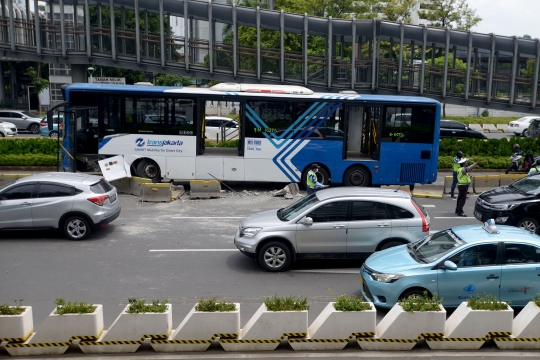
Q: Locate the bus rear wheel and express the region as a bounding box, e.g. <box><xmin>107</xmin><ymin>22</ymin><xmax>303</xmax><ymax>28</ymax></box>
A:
<box><xmin>136</xmin><ymin>159</ymin><xmax>161</xmax><ymax>180</ymax></box>
<box><xmin>344</xmin><ymin>166</ymin><xmax>371</xmax><ymax>187</ymax></box>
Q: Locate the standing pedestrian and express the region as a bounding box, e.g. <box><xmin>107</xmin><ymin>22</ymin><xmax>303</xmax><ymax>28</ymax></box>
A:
<box><xmin>455</xmin><ymin>158</ymin><xmax>482</xmax><ymax>217</ymax></box>
<box><xmin>306</xmin><ymin>163</ymin><xmax>328</xmax><ymax>195</ymax></box>
<box><xmin>450</xmin><ymin>151</ymin><xmax>464</xmax><ymax>199</ymax></box>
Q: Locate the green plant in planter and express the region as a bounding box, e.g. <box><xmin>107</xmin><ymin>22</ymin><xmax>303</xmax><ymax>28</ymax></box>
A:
<box><xmin>467</xmin><ymin>293</ymin><xmax>510</xmax><ymax>310</ymax></box>
<box><xmin>329</xmin><ymin>289</ymin><xmax>371</xmax><ymax>311</ymax></box>
<box><xmin>126</xmin><ymin>298</ymin><xmax>169</xmax><ymax>314</ymax></box>
<box><xmin>398</xmin><ymin>291</ymin><xmax>443</xmax><ymax>312</ymax></box>
<box><xmin>55</xmin><ymin>298</ymin><xmax>94</xmax><ymax>315</ymax></box>
<box><xmin>533</xmin><ymin>293</ymin><xmax>540</xmax><ymax>307</ymax></box>
<box><xmin>264</xmin><ymin>295</ymin><xmax>310</xmax><ymax>311</ymax></box>
<box><xmin>195</xmin><ymin>297</ymin><xmax>236</xmax><ymax>312</ymax></box>
<box><xmin>0</xmin><ymin>299</ymin><xmax>25</xmax><ymax>315</ymax></box>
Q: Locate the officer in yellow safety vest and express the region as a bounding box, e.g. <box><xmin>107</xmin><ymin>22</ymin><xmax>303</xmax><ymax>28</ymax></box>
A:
<box><xmin>306</xmin><ymin>163</ymin><xmax>329</xmax><ymax>196</ymax></box>
<box><xmin>455</xmin><ymin>157</ymin><xmax>482</xmax><ymax>217</ymax></box>
<box><xmin>450</xmin><ymin>151</ymin><xmax>464</xmax><ymax>199</ymax></box>
<box><xmin>528</xmin><ymin>159</ymin><xmax>540</xmax><ymax>175</ymax></box>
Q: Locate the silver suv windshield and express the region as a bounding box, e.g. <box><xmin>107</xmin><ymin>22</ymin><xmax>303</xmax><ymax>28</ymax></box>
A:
<box><xmin>280</xmin><ymin>193</ymin><xmax>320</xmax><ymax>221</ymax></box>
<box><xmin>509</xmin><ymin>176</ymin><xmax>540</xmax><ymax>195</ymax></box>
<box><xmin>413</xmin><ymin>229</ymin><xmax>464</xmax><ymax>263</ymax></box>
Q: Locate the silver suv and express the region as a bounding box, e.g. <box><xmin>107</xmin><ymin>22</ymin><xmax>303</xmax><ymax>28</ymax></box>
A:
<box><xmin>0</xmin><ymin>110</ymin><xmax>42</xmax><ymax>134</ymax></box>
<box><xmin>234</xmin><ymin>188</ymin><xmax>430</xmax><ymax>272</ymax></box>
<box><xmin>0</xmin><ymin>173</ymin><xmax>121</xmax><ymax>240</ymax></box>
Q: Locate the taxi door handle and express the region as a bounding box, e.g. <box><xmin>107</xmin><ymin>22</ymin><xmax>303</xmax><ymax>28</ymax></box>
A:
<box><xmin>377</xmin><ymin>223</ymin><xmax>390</xmax><ymax>227</ymax></box>
<box><xmin>486</xmin><ymin>275</ymin><xmax>499</xmax><ymax>279</ymax></box>
<box><xmin>21</xmin><ymin>202</ymin><xmax>32</xmax><ymax>206</ymax></box>
<box><xmin>333</xmin><ymin>225</ymin><xmax>346</xmax><ymax>229</ymax></box>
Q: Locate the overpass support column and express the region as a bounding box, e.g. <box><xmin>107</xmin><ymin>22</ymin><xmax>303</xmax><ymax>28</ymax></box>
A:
<box><xmin>419</xmin><ymin>24</ymin><xmax>427</xmax><ymax>95</ymax></box>
<box><xmin>350</xmin><ymin>19</ymin><xmax>356</xmax><ymax>90</ymax></box>
<box><xmin>280</xmin><ymin>10</ymin><xmax>284</xmax><ymax>84</ymax></box>
<box><xmin>7</xmin><ymin>0</ymin><xmax>15</xmax><ymax>52</ymax></box>
<box><xmin>71</xmin><ymin>64</ymin><xmax>88</xmax><ymax>84</ymax></box>
<box><xmin>327</xmin><ymin>16</ymin><xmax>332</xmax><ymax>89</ymax></box>
<box><xmin>464</xmin><ymin>30</ymin><xmax>473</xmax><ymax>101</ymax></box>
<box><xmin>0</xmin><ymin>62</ymin><xmax>5</xmax><ymax>104</ymax></box>
<box><xmin>10</xmin><ymin>62</ymin><xmax>17</xmax><ymax>107</ymax></box>
<box><xmin>441</xmin><ymin>28</ymin><xmax>450</xmax><ymax>99</ymax></box>
<box><xmin>60</xmin><ymin>0</ymin><xmax>66</xmax><ymax>58</ymax></box>
<box><xmin>509</xmin><ymin>37</ymin><xmax>518</xmax><ymax>106</ymax></box>
<box><xmin>486</xmin><ymin>34</ymin><xmax>496</xmax><ymax>104</ymax></box>
<box><xmin>34</xmin><ymin>0</ymin><xmax>41</xmax><ymax>56</ymax></box>
<box><xmin>303</xmin><ymin>13</ymin><xmax>307</xmax><ymax>86</ymax></box>
<box><xmin>208</xmin><ymin>0</ymin><xmax>213</xmax><ymax>76</ymax></box>
<box><xmin>109</xmin><ymin>0</ymin><xmax>116</xmax><ymax>62</ymax></box>
<box><xmin>256</xmin><ymin>7</ymin><xmax>261</xmax><ymax>81</ymax></box>
<box><xmin>397</xmin><ymin>22</ymin><xmax>404</xmax><ymax>93</ymax></box>
<box><xmin>532</xmin><ymin>39</ymin><xmax>540</xmax><ymax>109</ymax></box>
<box><xmin>159</xmin><ymin>0</ymin><xmax>165</xmax><ymax>69</ymax></box>
<box><xmin>134</xmin><ymin>0</ymin><xmax>141</xmax><ymax>65</ymax></box>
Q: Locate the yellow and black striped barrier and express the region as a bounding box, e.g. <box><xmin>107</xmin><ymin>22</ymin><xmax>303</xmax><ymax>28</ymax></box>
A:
<box><xmin>6</xmin><ymin>342</ymin><xmax>70</xmax><ymax>348</ymax></box>
<box><xmin>5</xmin><ymin>331</ymin><xmax>103</xmax><ymax>349</ymax></box>
<box><xmin>494</xmin><ymin>338</ymin><xmax>540</xmax><ymax>342</ymax></box>
<box><xmin>289</xmin><ymin>331</ymin><xmax>376</xmax><ymax>344</ymax></box>
<box><xmin>221</xmin><ymin>332</ymin><xmax>307</xmax><ymax>344</ymax></box>
<box><xmin>150</xmin><ymin>333</ymin><xmax>238</xmax><ymax>345</ymax></box>
<box><xmin>0</xmin><ymin>330</ymin><xmax>33</xmax><ymax>344</ymax></box>
<box><xmin>79</xmin><ymin>340</ymin><xmax>141</xmax><ymax>346</ymax></box>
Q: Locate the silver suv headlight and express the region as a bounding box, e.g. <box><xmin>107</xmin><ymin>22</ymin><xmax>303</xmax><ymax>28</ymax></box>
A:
<box><xmin>240</xmin><ymin>227</ymin><xmax>262</xmax><ymax>237</ymax></box>
<box><xmin>371</xmin><ymin>273</ymin><xmax>405</xmax><ymax>283</ymax></box>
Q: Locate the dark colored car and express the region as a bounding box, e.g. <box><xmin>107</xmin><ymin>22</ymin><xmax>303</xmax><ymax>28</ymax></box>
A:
<box><xmin>440</xmin><ymin>120</ymin><xmax>487</xmax><ymax>139</ymax></box>
<box><xmin>474</xmin><ymin>173</ymin><xmax>540</xmax><ymax>233</ymax></box>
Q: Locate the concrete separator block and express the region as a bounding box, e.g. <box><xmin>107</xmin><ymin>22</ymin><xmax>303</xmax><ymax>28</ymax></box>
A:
<box><xmin>472</xmin><ymin>175</ymin><xmax>500</xmax><ymax>194</ymax></box>
<box><xmin>412</xmin><ymin>185</ymin><xmax>443</xmax><ymax>199</ymax></box>
<box><xmin>128</xmin><ymin>176</ymin><xmax>151</xmax><ymax>196</ymax></box>
<box><xmin>443</xmin><ymin>176</ymin><xmax>453</xmax><ymax>194</ymax></box>
<box><xmin>482</xmin><ymin>124</ymin><xmax>498</xmax><ymax>132</ymax></box>
<box><xmin>469</xmin><ymin>124</ymin><xmax>483</xmax><ymax>131</ymax></box>
<box><xmin>140</xmin><ymin>183</ymin><xmax>171</xmax><ymax>203</ymax></box>
<box><xmin>496</xmin><ymin>124</ymin><xmax>508</xmax><ymax>132</ymax></box>
<box><xmin>499</xmin><ymin>174</ymin><xmax>526</xmax><ymax>186</ymax></box>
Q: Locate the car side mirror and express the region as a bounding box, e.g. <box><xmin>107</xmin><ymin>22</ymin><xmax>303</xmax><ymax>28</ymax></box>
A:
<box><xmin>443</xmin><ymin>260</ymin><xmax>458</xmax><ymax>271</ymax></box>
<box><xmin>300</xmin><ymin>216</ymin><xmax>313</xmax><ymax>226</ymax></box>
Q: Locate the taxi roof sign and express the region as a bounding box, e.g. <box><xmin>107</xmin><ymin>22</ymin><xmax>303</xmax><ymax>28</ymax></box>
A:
<box><xmin>482</xmin><ymin>219</ymin><xmax>499</xmax><ymax>234</ymax></box>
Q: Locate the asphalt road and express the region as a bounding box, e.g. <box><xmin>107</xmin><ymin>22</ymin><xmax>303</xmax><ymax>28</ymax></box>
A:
<box><xmin>0</xmin><ymin>190</ymin><xmax>483</xmax><ymax>329</ymax></box>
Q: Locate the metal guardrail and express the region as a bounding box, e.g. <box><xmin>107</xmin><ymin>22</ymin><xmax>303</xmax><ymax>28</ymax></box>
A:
<box><xmin>3</xmin><ymin>0</ymin><xmax>540</xmax><ymax>114</ymax></box>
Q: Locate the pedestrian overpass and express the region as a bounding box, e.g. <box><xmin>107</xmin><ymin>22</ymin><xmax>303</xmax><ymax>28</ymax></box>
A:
<box><xmin>2</xmin><ymin>0</ymin><xmax>540</xmax><ymax>114</ymax></box>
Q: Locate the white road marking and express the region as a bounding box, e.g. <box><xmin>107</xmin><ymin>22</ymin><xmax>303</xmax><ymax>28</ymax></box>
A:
<box><xmin>290</xmin><ymin>269</ymin><xmax>359</xmax><ymax>274</ymax></box>
<box><xmin>423</xmin><ymin>205</ymin><xmax>436</xmax><ymax>208</ymax></box>
<box><xmin>171</xmin><ymin>216</ymin><xmax>244</xmax><ymax>219</ymax></box>
<box><xmin>150</xmin><ymin>249</ymin><xmax>237</xmax><ymax>252</ymax></box>
<box><xmin>433</xmin><ymin>217</ymin><xmax>478</xmax><ymax>219</ymax></box>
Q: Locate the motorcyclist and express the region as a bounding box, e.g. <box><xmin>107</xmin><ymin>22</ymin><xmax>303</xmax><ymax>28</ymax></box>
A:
<box><xmin>513</xmin><ymin>143</ymin><xmax>524</xmax><ymax>156</ymax></box>
<box><xmin>505</xmin><ymin>144</ymin><xmax>525</xmax><ymax>174</ymax></box>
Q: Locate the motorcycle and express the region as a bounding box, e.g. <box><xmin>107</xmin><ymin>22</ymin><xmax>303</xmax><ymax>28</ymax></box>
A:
<box><xmin>505</xmin><ymin>152</ymin><xmax>523</xmax><ymax>174</ymax></box>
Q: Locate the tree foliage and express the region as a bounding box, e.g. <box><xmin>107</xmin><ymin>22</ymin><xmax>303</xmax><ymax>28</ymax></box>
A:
<box><xmin>419</xmin><ymin>0</ymin><xmax>481</xmax><ymax>30</ymax></box>
<box><xmin>381</xmin><ymin>0</ymin><xmax>419</xmax><ymax>23</ymax></box>
<box><xmin>27</xmin><ymin>66</ymin><xmax>49</xmax><ymax>95</ymax></box>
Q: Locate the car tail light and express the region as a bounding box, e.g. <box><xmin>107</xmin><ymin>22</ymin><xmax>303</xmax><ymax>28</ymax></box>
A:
<box><xmin>60</xmin><ymin>123</ymin><xmax>64</xmax><ymax>130</ymax></box>
<box><xmin>515</xmin><ymin>124</ymin><xmax>519</xmax><ymax>127</ymax></box>
<box><xmin>40</xmin><ymin>121</ymin><xmax>47</xmax><ymax>127</ymax></box>
<box><xmin>411</xmin><ymin>200</ymin><xmax>429</xmax><ymax>232</ymax></box>
<box><xmin>87</xmin><ymin>194</ymin><xmax>109</xmax><ymax>206</ymax></box>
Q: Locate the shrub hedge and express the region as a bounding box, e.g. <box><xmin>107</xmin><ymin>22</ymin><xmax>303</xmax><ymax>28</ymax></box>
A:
<box><xmin>0</xmin><ymin>138</ymin><xmax>57</xmax><ymax>155</ymax></box>
<box><xmin>0</xmin><ymin>154</ymin><xmax>57</xmax><ymax>166</ymax></box>
<box><xmin>439</xmin><ymin>137</ymin><xmax>540</xmax><ymax>157</ymax></box>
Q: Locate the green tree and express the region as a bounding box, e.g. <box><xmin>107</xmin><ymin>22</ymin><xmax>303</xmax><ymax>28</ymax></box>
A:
<box><xmin>419</xmin><ymin>0</ymin><xmax>481</xmax><ymax>30</ymax></box>
<box><xmin>27</xmin><ymin>65</ymin><xmax>49</xmax><ymax>110</ymax></box>
<box><xmin>155</xmin><ymin>74</ymin><xmax>193</xmax><ymax>86</ymax></box>
<box><xmin>380</xmin><ymin>0</ymin><xmax>419</xmax><ymax>23</ymax></box>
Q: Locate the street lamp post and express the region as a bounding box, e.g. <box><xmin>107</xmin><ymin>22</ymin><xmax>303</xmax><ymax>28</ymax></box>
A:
<box><xmin>87</xmin><ymin>67</ymin><xmax>95</xmax><ymax>83</ymax></box>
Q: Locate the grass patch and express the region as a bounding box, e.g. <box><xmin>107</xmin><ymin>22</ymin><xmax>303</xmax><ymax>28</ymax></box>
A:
<box><xmin>533</xmin><ymin>293</ymin><xmax>540</xmax><ymax>308</ymax></box>
<box><xmin>398</xmin><ymin>291</ymin><xmax>443</xmax><ymax>312</ymax></box>
<box><xmin>442</xmin><ymin>116</ymin><xmax>519</xmax><ymax>125</ymax></box>
<box><xmin>126</xmin><ymin>298</ymin><xmax>169</xmax><ymax>314</ymax></box>
<box><xmin>55</xmin><ymin>298</ymin><xmax>95</xmax><ymax>315</ymax></box>
<box><xmin>332</xmin><ymin>293</ymin><xmax>372</xmax><ymax>311</ymax></box>
<box><xmin>0</xmin><ymin>300</ymin><xmax>25</xmax><ymax>316</ymax></box>
<box><xmin>195</xmin><ymin>297</ymin><xmax>237</xmax><ymax>312</ymax></box>
<box><xmin>467</xmin><ymin>293</ymin><xmax>510</xmax><ymax>310</ymax></box>
<box><xmin>264</xmin><ymin>295</ymin><xmax>310</xmax><ymax>311</ymax></box>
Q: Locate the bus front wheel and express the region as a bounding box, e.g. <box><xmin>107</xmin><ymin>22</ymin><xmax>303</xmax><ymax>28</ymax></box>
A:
<box><xmin>344</xmin><ymin>166</ymin><xmax>371</xmax><ymax>187</ymax></box>
<box><xmin>136</xmin><ymin>159</ymin><xmax>161</xmax><ymax>180</ymax></box>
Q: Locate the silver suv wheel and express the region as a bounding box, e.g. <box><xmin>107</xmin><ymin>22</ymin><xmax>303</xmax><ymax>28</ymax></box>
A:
<box><xmin>64</xmin><ymin>216</ymin><xmax>90</xmax><ymax>240</ymax></box>
<box><xmin>258</xmin><ymin>241</ymin><xmax>291</xmax><ymax>272</ymax></box>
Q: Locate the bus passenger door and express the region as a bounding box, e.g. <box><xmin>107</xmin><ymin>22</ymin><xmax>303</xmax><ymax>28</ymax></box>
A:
<box><xmin>344</xmin><ymin>106</ymin><xmax>381</xmax><ymax>160</ymax></box>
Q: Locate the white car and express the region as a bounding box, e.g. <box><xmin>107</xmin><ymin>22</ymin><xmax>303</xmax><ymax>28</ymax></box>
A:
<box><xmin>205</xmin><ymin>116</ymin><xmax>238</xmax><ymax>141</ymax></box>
<box><xmin>0</xmin><ymin>120</ymin><xmax>18</xmax><ymax>137</ymax></box>
<box><xmin>509</xmin><ymin>116</ymin><xmax>540</xmax><ymax>137</ymax></box>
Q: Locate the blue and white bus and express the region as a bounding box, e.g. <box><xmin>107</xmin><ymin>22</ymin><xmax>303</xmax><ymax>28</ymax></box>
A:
<box><xmin>50</xmin><ymin>83</ymin><xmax>441</xmax><ymax>187</ymax></box>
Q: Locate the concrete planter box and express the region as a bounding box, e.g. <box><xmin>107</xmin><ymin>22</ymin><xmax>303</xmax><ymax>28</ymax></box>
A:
<box><xmin>289</xmin><ymin>302</ymin><xmax>376</xmax><ymax>351</ymax></box>
<box><xmin>495</xmin><ymin>301</ymin><xmax>540</xmax><ymax>350</ymax></box>
<box><xmin>0</xmin><ymin>306</ymin><xmax>33</xmax><ymax>343</ymax></box>
<box><xmin>427</xmin><ymin>301</ymin><xmax>513</xmax><ymax>350</ymax></box>
<box><xmin>80</xmin><ymin>303</ymin><xmax>172</xmax><ymax>354</ymax></box>
<box><xmin>6</xmin><ymin>305</ymin><xmax>103</xmax><ymax>357</ymax></box>
<box><xmin>221</xmin><ymin>303</ymin><xmax>308</xmax><ymax>351</ymax></box>
<box><xmin>359</xmin><ymin>303</ymin><xmax>446</xmax><ymax>351</ymax></box>
<box><xmin>151</xmin><ymin>303</ymin><xmax>240</xmax><ymax>352</ymax></box>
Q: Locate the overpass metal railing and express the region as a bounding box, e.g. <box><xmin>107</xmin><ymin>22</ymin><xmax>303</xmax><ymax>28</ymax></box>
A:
<box><xmin>2</xmin><ymin>0</ymin><xmax>540</xmax><ymax>114</ymax></box>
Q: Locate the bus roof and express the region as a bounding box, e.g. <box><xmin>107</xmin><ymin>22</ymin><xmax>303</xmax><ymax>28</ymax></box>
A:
<box><xmin>65</xmin><ymin>83</ymin><xmax>440</xmax><ymax>105</ymax></box>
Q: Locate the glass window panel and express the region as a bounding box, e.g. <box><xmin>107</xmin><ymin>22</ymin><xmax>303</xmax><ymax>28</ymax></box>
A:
<box><xmin>350</xmin><ymin>201</ymin><xmax>388</xmax><ymax>221</ymax></box>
